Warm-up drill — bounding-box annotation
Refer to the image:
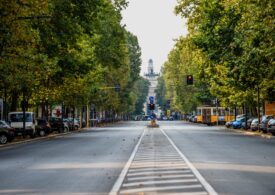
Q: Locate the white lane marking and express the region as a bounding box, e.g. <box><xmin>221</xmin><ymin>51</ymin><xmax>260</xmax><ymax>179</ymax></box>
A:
<box><xmin>126</xmin><ymin>174</ymin><xmax>195</xmax><ymax>181</ymax></box>
<box><xmin>158</xmin><ymin>192</ymin><xmax>208</xmax><ymax>195</ymax></box>
<box><xmin>122</xmin><ymin>178</ymin><xmax>199</xmax><ymax>187</ymax></box>
<box><xmin>128</xmin><ymin>167</ymin><xmax>191</xmax><ymax>173</ymax></box>
<box><xmin>108</xmin><ymin>129</ymin><xmax>146</xmax><ymax>195</ymax></box>
<box><xmin>135</xmin><ymin>158</ymin><xmax>182</xmax><ymax>162</ymax></box>
<box><xmin>127</xmin><ymin>170</ymin><xmax>191</xmax><ymax>176</ymax></box>
<box><xmin>119</xmin><ymin>184</ymin><xmax>203</xmax><ymax>194</ymax></box>
<box><xmin>131</xmin><ymin>163</ymin><xmax>187</xmax><ymax>168</ymax></box>
<box><xmin>161</xmin><ymin>129</ymin><xmax>219</xmax><ymax>195</ymax></box>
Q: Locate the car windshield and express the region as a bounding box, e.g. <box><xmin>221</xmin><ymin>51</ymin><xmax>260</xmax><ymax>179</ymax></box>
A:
<box><xmin>9</xmin><ymin>113</ymin><xmax>33</xmax><ymax>122</ymax></box>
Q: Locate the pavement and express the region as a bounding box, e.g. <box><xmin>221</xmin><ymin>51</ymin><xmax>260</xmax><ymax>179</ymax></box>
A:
<box><xmin>1</xmin><ymin>121</ymin><xmax>275</xmax><ymax>195</ymax></box>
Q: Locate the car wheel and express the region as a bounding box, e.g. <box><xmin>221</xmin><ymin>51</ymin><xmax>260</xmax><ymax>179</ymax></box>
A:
<box><xmin>39</xmin><ymin>130</ymin><xmax>46</xmax><ymax>137</ymax></box>
<box><xmin>272</xmin><ymin>132</ymin><xmax>275</xmax><ymax>136</ymax></box>
<box><xmin>0</xmin><ymin>134</ymin><xmax>8</xmax><ymax>144</ymax></box>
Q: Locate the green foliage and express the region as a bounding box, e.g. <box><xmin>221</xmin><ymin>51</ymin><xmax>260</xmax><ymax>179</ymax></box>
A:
<box><xmin>0</xmin><ymin>0</ymin><xmax>146</xmax><ymax>118</ymax></box>
<box><xmin>162</xmin><ymin>0</ymin><xmax>275</xmax><ymax>113</ymax></box>
<box><xmin>132</xmin><ymin>78</ymin><xmax>150</xmax><ymax>115</ymax></box>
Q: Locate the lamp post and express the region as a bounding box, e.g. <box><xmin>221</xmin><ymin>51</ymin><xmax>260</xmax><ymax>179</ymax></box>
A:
<box><xmin>21</xmin><ymin>85</ymin><xmax>28</xmax><ymax>131</ymax></box>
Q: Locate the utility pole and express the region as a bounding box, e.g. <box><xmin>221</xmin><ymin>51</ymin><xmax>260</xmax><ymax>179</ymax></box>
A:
<box><xmin>257</xmin><ymin>86</ymin><xmax>260</xmax><ymax>131</ymax></box>
<box><xmin>216</xmin><ymin>98</ymin><xmax>219</xmax><ymax>126</ymax></box>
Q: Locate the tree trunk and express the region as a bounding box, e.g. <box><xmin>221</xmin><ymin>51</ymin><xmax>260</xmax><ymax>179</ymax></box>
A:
<box><xmin>11</xmin><ymin>91</ymin><xmax>18</xmax><ymax>111</ymax></box>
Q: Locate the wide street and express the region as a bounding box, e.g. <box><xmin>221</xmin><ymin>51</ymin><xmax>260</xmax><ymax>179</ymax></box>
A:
<box><xmin>1</xmin><ymin>121</ymin><xmax>275</xmax><ymax>195</ymax></box>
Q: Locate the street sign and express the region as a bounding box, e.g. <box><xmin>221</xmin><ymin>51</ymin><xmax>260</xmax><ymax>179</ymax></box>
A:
<box><xmin>149</xmin><ymin>96</ymin><xmax>154</xmax><ymax>103</ymax></box>
<box><xmin>115</xmin><ymin>84</ymin><xmax>120</xmax><ymax>92</ymax></box>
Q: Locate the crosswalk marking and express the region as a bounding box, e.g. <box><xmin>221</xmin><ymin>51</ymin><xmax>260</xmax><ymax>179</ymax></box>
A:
<box><xmin>119</xmin><ymin>184</ymin><xmax>203</xmax><ymax>194</ymax></box>
<box><xmin>128</xmin><ymin>167</ymin><xmax>191</xmax><ymax>173</ymax></box>
<box><xmin>109</xmin><ymin>128</ymin><xmax>218</xmax><ymax>195</ymax></box>
<box><xmin>126</xmin><ymin>174</ymin><xmax>196</xmax><ymax>182</ymax></box>
<box><xmin>122</xmin><ymin>179</ymin><xmax>199</xmax><ymax>187</ymax></box>
<box><xmin>127</xmin><ymin>170</ymin><xmax>192</xmax><ymax>176</ymax></box>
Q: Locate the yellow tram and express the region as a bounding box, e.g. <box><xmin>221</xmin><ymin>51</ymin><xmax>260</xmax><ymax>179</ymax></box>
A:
<box><xmin>196</xmin><ymin>106</ymin><xmax>239</xmax><ymax>125</ymax></box>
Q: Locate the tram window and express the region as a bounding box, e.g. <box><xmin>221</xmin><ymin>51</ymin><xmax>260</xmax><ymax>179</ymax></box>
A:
<box><xmin>197</xmin><ymin>109</ymin><xmax>202</xmax><ymax>115</ymax></box>
<box><xmin>220</xmin><ymin>109</ymin><xmax>225</xmax><ymax>116</ymax></box>
<box><xmin>213</xmin><ymin>109</ymin><xmax>217</xmax><ymax>116</ymax></box>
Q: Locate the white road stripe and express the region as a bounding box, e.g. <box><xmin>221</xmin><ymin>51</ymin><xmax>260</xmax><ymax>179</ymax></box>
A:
<box><xmin>126</xmin><ymin>174</ymin><xmax>195</xmax><ymax>181</ymax></box>
<box><xmin>119</xmin><ymin>184</ymin><xmax>203</xmax><ymax>194</ymax></box>
<box><xmin>127</xmin><ymin>170</ymin><xmax>191</xmax><ymax>176</ymax></box>
<box><xmin>131</xmin><ymin>163</ymin><xmax>187</xmax><ymax>168</ymax></box>
<box><xmin>158</xmin><ymin>192</ymin><xmax>208</xmax><ymax>195</ymax></box>
<box><xmin>133</xmin><ymin>159</ymin><xmax>184</xmax><ymax>162</ymax></box>
<box><xmin>161</xmin><ymin>129</ymin><xmax>218</xmax><ymax>195</ymax></box>
<box><xmin>122</xmin><ymin>178</ymin><xmax>199</xmax><ymax>187</ymax></box>
<box><xmin>128</xmin><ymin>167</ymin><xmax>191</xmax><ymax>173</ymax></box>
<box><xmin>108</xmin><ymin>129</ymin><xmax>146</xmax><ymax>195</ymax></box>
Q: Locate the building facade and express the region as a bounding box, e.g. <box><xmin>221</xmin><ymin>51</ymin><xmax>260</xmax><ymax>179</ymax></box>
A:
<box><xmin>144</xmin><ymin>59</ymin><xmax>160</xmax><ymax>116</ymax></box>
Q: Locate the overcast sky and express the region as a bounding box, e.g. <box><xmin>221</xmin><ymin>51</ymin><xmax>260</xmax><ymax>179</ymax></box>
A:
<box><xmin>121</xmin><ymin>0</ymin><xmax>188</xmax><ymax>75</ymax></box>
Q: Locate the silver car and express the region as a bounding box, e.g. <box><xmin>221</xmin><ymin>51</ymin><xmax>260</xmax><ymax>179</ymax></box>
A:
<box><xmin>250</xmin><ymin>118</ymin><xmax>259</xmax><ymax>131</ymax></box>
<box><xmin>267</xmin><ymin>119</ymin><xmax>275</xmax><ymax>136</ymax></box>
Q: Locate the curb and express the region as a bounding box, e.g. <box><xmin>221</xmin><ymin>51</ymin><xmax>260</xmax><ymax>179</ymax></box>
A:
<box><xmin>224</xmin><ymin>127</ymin><xmax>274</xmax><ymax>139</ymax></box>
<box><xmin>0</xmin><ymin>128</ymin><xmax>87</xmax><ymax>149</ymax></box>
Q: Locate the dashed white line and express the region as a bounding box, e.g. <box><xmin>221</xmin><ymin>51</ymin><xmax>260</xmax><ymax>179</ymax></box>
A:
<box><xmin>126</xmin><ymin>174</ymin><xmax>195</xmax><ymax>181</ymax></box>
<box><xmin>108</xmin><ymin>129</ymin><xmax>146</xmax><ymax>195</ymax></box>
<box><xmin>161</xmin><ymin>129</ymin><xmax>219</xmax><ymax>195</ymax></box>
<box><xmin>119</xmin><ymin>184</ymin><xmax>203</xmax><ymax>194</ymax></box>
<box><xmin>122</xmin><ymin>178</ymin><xmax>199</xmax><ymax>187</ymax></box>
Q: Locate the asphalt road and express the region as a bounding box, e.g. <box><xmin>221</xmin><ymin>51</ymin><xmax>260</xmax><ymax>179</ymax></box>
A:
<box><xmin>0</xmin><ymin>121</ymin><xmax>275</xmax><ymax>195</ymax></box>
<box><xmin>0</xmin><ymin>122</ymin><xmax>145</xmax><ymax>195</ymax></box>
<box><xmin>161</xmin><ymin>121</ymin><xmax>275</xmax><ymax>195</ymax></box>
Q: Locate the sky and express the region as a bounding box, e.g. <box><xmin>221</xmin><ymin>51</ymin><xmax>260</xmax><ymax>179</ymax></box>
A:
<box><xmin>121</xmin><ymin>0</ymin><xmax>188</xmax><ymax>75</ymax></box>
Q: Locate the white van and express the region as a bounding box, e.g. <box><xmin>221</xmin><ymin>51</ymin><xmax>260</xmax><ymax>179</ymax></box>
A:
<box><xmin>8</xmin><ymin>112</ymin><xmax>36</xmax><ymax>137</ymax></box>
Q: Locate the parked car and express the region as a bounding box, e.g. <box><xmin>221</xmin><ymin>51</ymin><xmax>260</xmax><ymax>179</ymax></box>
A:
<box><xmin>232</xmin><ymin>117</ymin><xmax>246</xmax><ymax>129</ymax></box>
<box><xmin>68</xmin><ymin>118</ymin><xmax>80</xmax><ymax>130</ymax></box>
<box><xmin>63</xmin><ymin>118</ymin><xmax>73</xmax><ymax>130</ymax></box>
<box><xmin>49</xmin><ymin>117</ymin><xmax>65</xmax><ymax>133</ymax></box>
<box><xmin>35</xmin><ymin>118</ymin><xmax>51</xmax><ymax>136</ymax></box>
<box><xmin>251</xmin><ymin>118</ymin><xmax>259</xmax><ymax>131</ymax></box>
<box><xmin>259</xmin><ymin>115</ymin><xmax>273</xmax><ymax>133</ymax></box>
<box><xmin>8</xmin><ymin>112</ymin><xmax>36</xmax><ymax>137</ymax></box>
<box><xmin>241</xmin><ymin>118</ymin><xmax>255</xmax><ymax>130</ymax></box>
<box><xmin>0</xmin><ymin>120</ymin><xmax>15</xmax><ymax>144</ymax></box>
<box><xmin>168</xmin><ymin>116</ymin><xmax>174</xmax><ymax>121</ymax></box>
<box><xmin>163</xmin><ymin>116</ymin><xmax>168</xmax><ymax>120</ymax></box>
<box><xmin>267</xmin><ymin>119</ymin><xmax>275</xmax><ymax>136</ymax></box>
<box><xmin>225</xmin><ymin>120</ymin><xmax>234</xmax><ymax>128</ymax></box>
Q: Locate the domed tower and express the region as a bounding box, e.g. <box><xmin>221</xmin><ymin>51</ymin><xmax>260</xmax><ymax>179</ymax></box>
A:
<box><xmin>148</xmin><ymin>59</ymin><xmax>154</xmax><ymax>75</ymax></box>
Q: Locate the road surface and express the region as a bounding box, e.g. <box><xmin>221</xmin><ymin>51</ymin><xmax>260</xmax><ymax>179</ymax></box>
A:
<box><xmin>0</xmin><ymin>121</ymin><xmax>275</xmax><ymax>195</ymax></box>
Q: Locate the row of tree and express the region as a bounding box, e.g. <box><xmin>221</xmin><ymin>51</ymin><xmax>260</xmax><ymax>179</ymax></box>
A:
<box><xmin>156</xmin><ymin>0</ymin><xmax>274</xmax><ymax>115</ymax></box>
<box><xmin>0</xmin><ymin>0</ymin><xmax>149</xmax><ymax>120</ymax></box>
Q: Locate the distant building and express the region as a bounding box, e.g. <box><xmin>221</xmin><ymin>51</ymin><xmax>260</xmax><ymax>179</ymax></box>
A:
<box><xmin>143</xmin><ymin>59</ymin><xmax>160</xmax><ymax>116</ymax></box>
<box><xmin>144</xmin><ymin>59</ymin><xmax>159</xmax><ymax>78</ymax></box>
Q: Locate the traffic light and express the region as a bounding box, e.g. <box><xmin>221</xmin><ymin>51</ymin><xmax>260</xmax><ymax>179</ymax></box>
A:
<box><xmin>187</xmin><ymin>75</ymin><xmax>193</xmax><ymax>85</ymax></box>
<box><xmin>148</xmin><ymin>103</ymin><xmax>155</xmax><ymax>110</ymax></box>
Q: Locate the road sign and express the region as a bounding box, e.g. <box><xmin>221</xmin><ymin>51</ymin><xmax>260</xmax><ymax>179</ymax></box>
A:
<box><xmin>149</xmin><ymin>96</ymin><xmax>154</xmax><ymax>102</ymax></box>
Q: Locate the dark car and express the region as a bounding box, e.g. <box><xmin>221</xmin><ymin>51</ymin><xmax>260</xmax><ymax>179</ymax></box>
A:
<box><xmin>35</xmin><ymin>118</ymin><xmax>51</xmax><ymax>136</ymax></box>
<box><xmin>0</xmin><ymin>120</ymin><xmax>15</xmax><ymax>144</ymax></box>
<box><xmin>241</xmin><ymin>118</ymin><xmax>255</xmax><ymax>130</ymax></box>
<box><xmin>49</xmin><ymin>117</ymin><xmax>65</xmax><ymax>133</ymax></box>
<box><xmin>259</xmin><ymin>115</ymin><xmax>273</xmax><ymax>133</ymax></box>
<box><xmin>63</xmin><ymin>118</ymin><xmax>74</xmax><ymax>131</ymax></box>
<box><xmin>267</xmin><ymin>119</ymin><xmax>275</xmax><ymax>136</ymax></box>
